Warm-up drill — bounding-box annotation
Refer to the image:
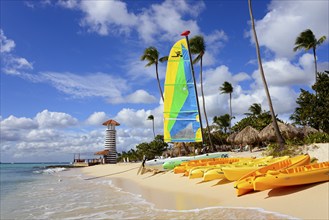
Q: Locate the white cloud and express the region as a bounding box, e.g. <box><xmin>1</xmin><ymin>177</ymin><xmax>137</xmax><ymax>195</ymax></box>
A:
<box><xmin>251</xmin><ymin>0</ymin><xmax>329</xmax><ymax>58</ymax></box>
<box><xmin>57</xmin><ymin>0</ymin><xmax>205</xmax><ymax>43</ymax></box>
<box><xmin>79</xmin><ymin>0</ymin><xmax>137</xmax><ymax>36</ymax></box>
<box><xmin>40</xmin><ymin>71</ymin><xmax>128</xmax><ymax>97</ymax></box>
<box><xmin>85</xmin><ymin>112</ymin><xmax>108</xmax><ymax>126</ymax></box>
<box><xmin>0</xmin><ymin>29</ymin><xmax>15</xmax><ymax>53</ymax></box>
<box><xmin>0</xmin><ymin>30</ymin><xmax>33</xmax><ymax>75</ymax></box>
<box><xmin>35</xmin><ymin>110</ymin><xmax>78</xmax><ymax>128</ymax></box>
<box><xmin>57</xmin><ymin>0</ymin><xmax>79</xmax><ymax>9</ymax></box>
<box><xmin>251</xmin><ymin>54</ymin><xmax>321</xmax><ymax>88</ymax></box>
<box><xmin>202</xmin><ymin>30</ymin><xmax>229</xmax><ymax>66</ymax></box>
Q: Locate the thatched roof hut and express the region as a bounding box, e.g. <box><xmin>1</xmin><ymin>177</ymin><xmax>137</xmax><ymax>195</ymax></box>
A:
<box><xmin>94</xmin><ymin>149</ymin><xmax>109</xmax><ymax>155</ymax></box>
<box><xmin>300</xmin><ymin>126</ymin><xmax>318</xmax><ymax>137</ymax></box>
<box><xmin>226</xmin><ymin>132</ymin><xmax>237</xmax><ymax>144</ymax></box>
<box><xmin>234</xmin><ymin>126</ymin><xmax>260</xmax><ymax>145</ymax></box>
<box><xmin>259</xmin><ymin>122</ymin><xmax>299</xmax><ymax>141</ymax></box>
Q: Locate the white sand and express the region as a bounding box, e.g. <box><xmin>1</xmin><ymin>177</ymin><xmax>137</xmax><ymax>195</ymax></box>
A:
<box><xmin>81</xmin><ymin>143</ymin><xmax>329</xmax><ymax>219</ymax></box>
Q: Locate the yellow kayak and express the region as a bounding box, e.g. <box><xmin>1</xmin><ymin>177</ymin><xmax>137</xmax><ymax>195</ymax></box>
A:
<box><xmin>222</xmin><ymin>156</ymin><xmax>288</xmax><ymax>181</ymax></box>
<box><xmin>202</xmin><ymin>156</ymin><xmax>275</xmax><ymax>182</ymax></box>
<box><xmin>253</xmin><ymin>161</ymin><xmax>329</xmax><ymax>191</ymax></box>
<box><xmin>187</xmin><ymin>157</ymin><xmax>255</xmax><ymax>178</ymax></box>
<box><xmin>203</xmin><ymin>167</ymin><xmax>226</xmax><ymax>181</ymax></box>
<box><xmin>234</xmin><ymin>154</ymin><xmax>311</xmax><ymax>196</ymax></box>
<box><xmin>173</xmin><ymin>157</ymin><xmax>241</xmax><ymax>174</ymax></box>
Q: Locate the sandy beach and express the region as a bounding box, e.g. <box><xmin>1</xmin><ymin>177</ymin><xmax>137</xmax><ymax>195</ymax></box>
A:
<box><xmin>82</xmin><ymin>143</ymin><xmax>329</xmax><ymax>219</ymax></box>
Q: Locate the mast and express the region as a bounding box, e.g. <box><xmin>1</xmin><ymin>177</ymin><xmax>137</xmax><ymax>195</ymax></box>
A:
<box><xmin>181</xmin><ymin>30</ymin><xmax>205</xmax><ymax>146</ymax></box>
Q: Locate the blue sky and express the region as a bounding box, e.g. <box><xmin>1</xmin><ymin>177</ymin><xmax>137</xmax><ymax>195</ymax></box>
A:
<box><xmin>1</xmin><ymin>0</ymin><xmax>328</xmax><ymax>162</ymax></box>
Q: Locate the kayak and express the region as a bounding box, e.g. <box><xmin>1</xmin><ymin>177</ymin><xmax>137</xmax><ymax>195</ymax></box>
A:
<box><xmin>175</xmin><ymin>157</ymin><xmax>243</xmax><ymax>176</ymax></box>
<box><xmin>234</xmin><ymin>154</ymin><xmax>311</xmax><ymax>196</ymax></box>
<box><xmin>253</xmin><ymin>161</ymin><xmax>329</xmax><ymax>191</ymax></box>
<box><xmin>188</xmin><ymin>157</ymin><xmax>259</xmax><ymax>179</ymax></box>
<box><xmin>222</xmin><ymin>156</ymin><xmax>289</xmax><ymax>181</ymax></box>
<box><xmin>145</xmin><ymin>152</ymin><xmax>229</xmax><ymax>170</ymax></box>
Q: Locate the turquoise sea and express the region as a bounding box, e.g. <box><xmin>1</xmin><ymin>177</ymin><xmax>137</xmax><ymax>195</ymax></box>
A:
<box><xmin>0</xmin><ymin>163</ymin><xmax>297</xmax><ymax>220</ymax></box>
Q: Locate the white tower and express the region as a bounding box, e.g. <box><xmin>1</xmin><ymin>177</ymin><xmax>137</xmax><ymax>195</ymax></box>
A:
<box><xmin>102</xmin><ymin>119</ymin><xmax>120</xmax><ymax>164</ymax></box>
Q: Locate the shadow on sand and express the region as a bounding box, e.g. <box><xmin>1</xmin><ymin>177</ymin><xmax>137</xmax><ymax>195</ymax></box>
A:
<box><xmin>265</xmin><ymin>182</ymin><xmax>324</xmax><ymax>198</ymax></box>
<box><xmin>211</xmin><ymin>178</ymin><xmax>232</xmax><ymax>187</ymax></box>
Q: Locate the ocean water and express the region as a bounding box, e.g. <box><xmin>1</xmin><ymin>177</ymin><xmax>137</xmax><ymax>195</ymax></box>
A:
<box><xmin>0</xmin><ymin>163</ymin><xmax>297</xmax><ymax>220</ymax></box>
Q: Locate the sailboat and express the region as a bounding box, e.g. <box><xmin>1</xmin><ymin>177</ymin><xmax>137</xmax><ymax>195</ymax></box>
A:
<box><xmin>141</xmin><ymin>31</ymin><xmax>228</xmax><ymax>172</ymax></box>
<box><xmin>163</xmin><ymin>31</ymin><xmax>203</xmax><ymax>143</ymax></box>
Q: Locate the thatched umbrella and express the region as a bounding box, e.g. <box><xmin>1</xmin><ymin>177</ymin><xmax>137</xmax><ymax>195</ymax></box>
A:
<box><xmin>234</xmin><ymin>126</ymin><xmax>260</xmax><ymax>145</ymax></box>
<box><xmin>300</xmin><ymin>126</ymin><xmax>318</xmax><ymax>137</ymax></box>
<box><xmin>259</xmin><ymin>122</ymin><xmax>299</xmax><ymax>141</ymax></box>
<box><xmin>226</xmin><ymin>132</ymin><xmax>237</xmax><ymax>144</ymax></box>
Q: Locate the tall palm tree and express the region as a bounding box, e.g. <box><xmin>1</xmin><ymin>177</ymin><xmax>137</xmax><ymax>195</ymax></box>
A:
<box><xmin>293</xmin><ymin>29</ymin><xmax>327</xmax><ymax>83</ymax></box>
<box><xmin>147</xmin><ymin>115</ymin><xmax>155</xmax><ymax>138</ymax></box>
<box><xmin>189</xmin><ymin>35</ymin><xmax>214</xmax><ymax>151</ymax></box>
<box><xmin>219</xmin><ymin>81</ymin><xmax>233</xmax><ymax>129</ymax></box>
<box><xmin>141</xmin><ymin>47</ymin><xmax>167</xmax><ymax>102</ymax></box>
<box><xmin>248</xmin><ymin>0</ymin><xmax>285</xmax><ymax>149</ymax></box>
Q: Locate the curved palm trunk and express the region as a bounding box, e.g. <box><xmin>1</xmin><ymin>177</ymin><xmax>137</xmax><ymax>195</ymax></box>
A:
<box><xmin>313</xmin><ymin>47</ymin><xmax>318</xmax><ymax>83</ymax></box>
<box><xmin>248</xmin><ymin>0</ymin><xmax>285</xmax><ymax>150</ymax></box>
<box><xmin>152</xmin><ymin>119</ymin><xmax>155</xmax><ymax>138</ymax></box>
<box><xmin>155</xmin><ymin>63</ymin><xmax>165</xmax><ymax>102</ymax></box>
<box><xmin>229</xmin><ymin>92</ymin><xmax>232</xmax><ymax>129</ymax></box>
<box><xmin>200</xmin><ymin>57</ymin><xmax>214</xmax><ymax>151</ymax></box>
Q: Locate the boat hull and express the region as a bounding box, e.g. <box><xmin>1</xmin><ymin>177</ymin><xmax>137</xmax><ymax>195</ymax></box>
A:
<box><xmin>234</xmin><ymin>154</ymin><xmax>311</xmax><ymax>196</ymax></box>
<box><xmin>253</xmin><ymin>161</ymin><xmax>329</xmax><ymax>191</ymax></box>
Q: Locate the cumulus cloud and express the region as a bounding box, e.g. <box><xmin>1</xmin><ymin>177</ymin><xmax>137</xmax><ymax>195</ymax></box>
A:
<box><xmin>79</xmin><ymin>0</ymin><xmax>137</xmax><ymax>36</ymax></box>
<box><xmin>56</xmin><ymin>0</ymin><xmax>205</xmax><ymax>43</ymax></box>
<box><xmin>0</xmin><ymin>110</ymin><xmax>105</xmax><ymax>162</ymax></box>
<box><xmin>250</xmin><ymin>0</ymin><xmax>329</xmax><ymax>58</ymax></box>
<box><xmin>85</xmin><ymin>112</ymin><xmax>108</xmax><ymax>126</ymax></box>
<box><xmin>35</xmin><ymin>110</ymin><xmax>78</xmax><ymax>128</ymax></box>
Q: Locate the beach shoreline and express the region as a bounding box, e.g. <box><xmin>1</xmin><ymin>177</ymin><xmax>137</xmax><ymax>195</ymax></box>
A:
<box><xmin>81</xmin><ymin>143</ymin><xmax>329</xmax><ymax>219</ymax></box>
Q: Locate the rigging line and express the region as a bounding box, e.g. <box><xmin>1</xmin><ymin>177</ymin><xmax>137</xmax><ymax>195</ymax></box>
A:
<box><xmin>84</xmin><ymin>166</ymin><xmax>140</xmax><ymax>180</ymax></box>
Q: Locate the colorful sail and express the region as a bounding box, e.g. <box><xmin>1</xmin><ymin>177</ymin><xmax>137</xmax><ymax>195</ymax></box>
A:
<box><xmin>163</xmin><ymin>38</ymin><xmax>202</xmax><ymax>143</ymax></box>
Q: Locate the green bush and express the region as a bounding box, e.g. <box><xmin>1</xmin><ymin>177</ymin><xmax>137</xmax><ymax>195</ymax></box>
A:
<box><xmin>304</xmin><ymin>132</ymin><xmax>329</xmax><ymax>144</ymax></box>
<box><xmin>264</xmin><ymin>143</ymin><xmax>304</xmax><ymax>157</ymax></box>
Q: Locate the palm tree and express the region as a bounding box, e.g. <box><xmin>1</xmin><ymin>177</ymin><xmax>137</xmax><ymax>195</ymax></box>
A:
<box><xmin>219</xmin><ymin>81</ymin><xmax>233</xmax><ymax>129</ymax></box>
<box><xmin>213</xmin><ymin>114</ymin><xmax>230</xmax><ymax>134</ymax></box>
<box><xmin>147</xmin><ymin>115</ymin><xmax>155</xmax><ymax>138</ymax></box>
<box><xmin>245</xmin><ymin>103</ymin><xmax>262</xmax><ymax>116</ymax></box>
<box><xmin>141</xmin><ymin>47</ymin><xmax>167</xmax><ymax>102</ymax></box>
<box><xmin>248</xmin><ymin>0</ymin><xmax>285</xmax><ymax>149</ymax></box>
<box><xmin>189</xmin><ymin>35</ymin><xmax>214</xmax><ymax>151</ymax></box>
<box><xmin>293</xmin><ymin>29</ymin><xmax>327</xmax><ymax>83</ymax></box>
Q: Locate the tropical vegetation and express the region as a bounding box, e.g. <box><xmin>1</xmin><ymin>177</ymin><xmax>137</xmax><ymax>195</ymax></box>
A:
<box><xmin>248</xmin><ymin>0</ymin><xmax>285</xmax><ymax>150</ymax></box>
<box><xmin>190</xmin><ymin>35</ymin><xmax>214</xmax><ymax>151</ymax></box>
<box><xmin>219</xmin><ymin>81</ymin><xmax>233</xmax><ymax>129</ymax></box>
<box><xmin>293</xmin><ymin>29</ymin><xmax>327</xmax><ymax>83</ymax></box>
<box><xmin>290</xmin><ymin>71</ymin><xmax>329</xmax><ymax>133</ymax></box>
<box><xmin>141</xmin><ymin>47</ymin><xmax>168</xmax><ymax>102</ymax></box>
<box><xmin>117</xmin><ymin>2</ymin><xmax>328</xmax><ymax>162</ymax></box>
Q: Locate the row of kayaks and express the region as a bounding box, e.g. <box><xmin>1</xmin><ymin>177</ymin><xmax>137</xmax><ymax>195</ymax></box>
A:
<box><xmin>153</xmin><ymin>154</ymin><xmax>329</xmax><ymax>196</ymax></box>
<box><xmin>144</xmin><ymin>152</ymin><xmax>230</xmax><ymax>170</ymax></box>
